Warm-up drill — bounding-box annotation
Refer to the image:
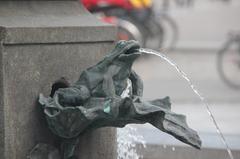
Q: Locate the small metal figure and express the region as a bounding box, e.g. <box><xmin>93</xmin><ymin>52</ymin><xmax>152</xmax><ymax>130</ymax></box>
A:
<box><xmin>39</xmin><ymin>40</ymin><xmax>201</xmax><ymax>159</ymax></box>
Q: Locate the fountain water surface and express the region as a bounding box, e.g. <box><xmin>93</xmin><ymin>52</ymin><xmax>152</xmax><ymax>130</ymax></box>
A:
<box><xmin>138</xmin><ymin>48</ymin><xmax>234</xmax><ymax>159</ymax></box>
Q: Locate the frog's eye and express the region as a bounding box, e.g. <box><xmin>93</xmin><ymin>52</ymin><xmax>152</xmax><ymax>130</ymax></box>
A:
<box><xmin>117</xmin><ymin>40</ymin><xmax>127</xmax><ymax>48</ymax></box>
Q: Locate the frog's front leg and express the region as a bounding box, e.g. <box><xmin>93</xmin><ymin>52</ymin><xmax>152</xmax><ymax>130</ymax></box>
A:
<box><xmin>101</xmin><ymin>65</ymin><xmax>121</xmax><ymax>97</ymax></box>
<box><xmin>61</xmin><ymin>138</ymin><xmax>79</xmax><ymax>159</ymax></box>
<box><xmin>129</xmin><ymin>70</ymin><xmax>143</xmax><ymax>97</ymax></box>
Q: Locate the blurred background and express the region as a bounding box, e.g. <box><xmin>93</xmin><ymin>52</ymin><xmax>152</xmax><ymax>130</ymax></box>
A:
<box><xmin>82</xmin><ymin>0</ymin><xmax>240</xmax><ymax>158</ymax></box>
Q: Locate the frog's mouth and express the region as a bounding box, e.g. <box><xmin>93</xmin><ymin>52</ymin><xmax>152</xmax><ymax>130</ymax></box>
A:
<box><xmin>124</xmin><ymin>43</ymin><xmax>140</xmax><ymax>55</ymax></box>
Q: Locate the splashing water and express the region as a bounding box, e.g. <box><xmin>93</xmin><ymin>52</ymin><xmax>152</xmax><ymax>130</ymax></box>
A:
<box><xmin>117</xmin><ymin>125</ymin><xmax>146</xmax><ymax>159</ymax></box>
<box><xmin>118</xmin><ymin>79</ymin><xmax>146</xmax><ymax>159</ymax></box>
<box><xmin>139</xmin><ymin>48</ymin><xmax>234</xmax><ymax>159</ymax></box>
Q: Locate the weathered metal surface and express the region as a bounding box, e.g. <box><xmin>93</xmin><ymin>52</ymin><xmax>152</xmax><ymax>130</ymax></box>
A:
<box><xmin>39</xmin><ymin>40</ymin><xmax>201</xmax><ymax>159</ymax></box>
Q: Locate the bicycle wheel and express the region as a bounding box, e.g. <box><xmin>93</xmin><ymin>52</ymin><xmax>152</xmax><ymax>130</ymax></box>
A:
<box><xmin>144</xmin><ymin>17</ymin><xmax>165</xmax><ymax>50</ymax></box>
<box><xmin>123</xmin><ymin>13</ymin><xmax>165</xmax><ymax>49</ymax></box>
<box><xmin>217</xmin><ymin>40</ymin><xmax>240</xmax><ymax>89</ymax></box>
<box><xmin>117</xmin><ymin>19</ymin><xmax>144</xmax><ymax>46</ymax></box>
<box><xmin>158</xmin><ymin>14</ymin><xmax>179</xmax><ymax>50</ymax></box>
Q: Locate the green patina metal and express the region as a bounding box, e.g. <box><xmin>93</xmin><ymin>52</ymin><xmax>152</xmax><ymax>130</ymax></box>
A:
<box><xmin>38</xmin><ymin>40</ymin><xmax>202</xmax><ymax>159</ymax></box>
<box><xmin>103</xmin><ymin>100</ymin><xmax>111</xmax><ymax>114</ymax></box>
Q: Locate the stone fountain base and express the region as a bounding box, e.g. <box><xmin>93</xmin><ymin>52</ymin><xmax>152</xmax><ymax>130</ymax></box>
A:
<box><xmin>0</xmin><ymin>1</ymin><xmax>117</xmax><ymax>159</ymax></box>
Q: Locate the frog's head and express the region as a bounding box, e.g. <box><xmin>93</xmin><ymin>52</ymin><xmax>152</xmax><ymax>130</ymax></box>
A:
<box><xmin>115</xmin><ymin>40</ymin><xmax>140</xmax><ymax>55</ymax></box>
<box><xmin>103</xmin><ymin>40</ymin><xmax>141</xmax><ymax>64</ymax></box>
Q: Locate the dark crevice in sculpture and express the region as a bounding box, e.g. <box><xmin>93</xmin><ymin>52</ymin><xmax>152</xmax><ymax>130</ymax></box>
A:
<box><xmin>50</xmin><ymin>77</ymin><xmax>70</xmax><ymax>98</ymax></box>
<box><xmin>37</xmin><ymin>40</ymin><xmax>201</xmax><ymax>159</ymax></box>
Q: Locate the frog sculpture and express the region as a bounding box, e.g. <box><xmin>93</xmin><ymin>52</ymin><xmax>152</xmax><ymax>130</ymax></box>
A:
<box><xmin>39</xmin><ymin>40</ymin><xmax>201</xmax><ymax>159</ymax></box>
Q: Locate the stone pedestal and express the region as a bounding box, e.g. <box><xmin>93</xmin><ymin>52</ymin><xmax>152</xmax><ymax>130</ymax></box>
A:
<box><xmin>0</xmin><ymin>1</ymin><xmax>117</xmax><ymax>159</ymax></box>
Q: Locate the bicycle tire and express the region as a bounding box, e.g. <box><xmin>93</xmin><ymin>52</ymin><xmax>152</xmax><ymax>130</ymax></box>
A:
<box><xmin>143</xmin><ymin>17</ymin><xmax>165</xmax><ymax>49</ymax></box>
<box><xmin>217</xmin><ymin>39</ymin><xmax>240</xmax><ymax>89</ymax></box>
<box><xmin>103</xmin><ymin>9</ymin><xmax>147</xmax><ymax>47</ymax></box>
<box><xmin>158</xmin><ymin>14</ymin><xmax>179</xmax><ymax>50</ymax></box>
<box><xmin>120</xmin><ymin>16</ymin><xmax>165</xmax><ymax>49</ymax></box>
<box><xmin>117</xmin><ymin>19</ymin><xmax>144</xmax><ymax>46</ymax></box>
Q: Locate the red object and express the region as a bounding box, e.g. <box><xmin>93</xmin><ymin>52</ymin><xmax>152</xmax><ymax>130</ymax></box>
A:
<box><xmin>81</xmin><ymin>0</ymin><xmax>132</xmax><ymax>10</ymax></box>
<box><xmin>101</xmin><ymin>16</ymin><xmax>118</xmax><ymax>24</ymax></box>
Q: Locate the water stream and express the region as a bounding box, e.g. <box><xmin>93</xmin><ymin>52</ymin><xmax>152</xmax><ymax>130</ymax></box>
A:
<box><xmin>118</xmin><ymin>80</ymin><xmax>146</xmax><ymax>159</ymax></box>
<box><xmin>117</xmin><ymin>125</ymin><xmax>146</xmax><ymax>159</ymax></box>
<box><xmin>139</xmin><ymin>48</ymin><xmax>234</xmax><ymax>159</ymax></box>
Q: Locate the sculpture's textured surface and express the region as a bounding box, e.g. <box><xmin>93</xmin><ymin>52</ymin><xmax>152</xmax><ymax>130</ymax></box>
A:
<box><xmin>39</xmin><ymin>40</ymin><xmax>201</xmax><ymax>159</ymax></box>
